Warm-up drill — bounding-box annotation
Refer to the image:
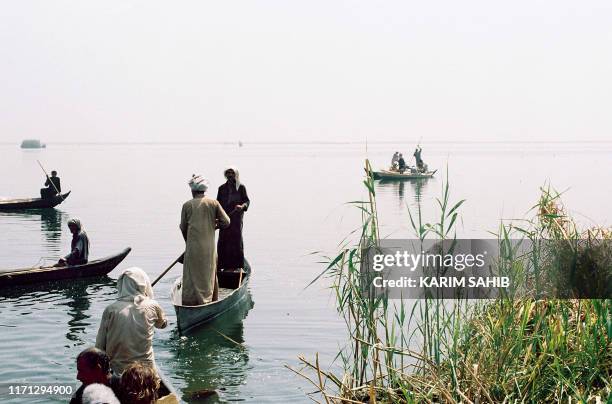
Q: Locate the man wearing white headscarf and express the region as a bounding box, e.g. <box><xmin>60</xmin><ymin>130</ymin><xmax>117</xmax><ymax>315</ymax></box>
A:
<box><xmin>180</xmin><ymin>174</ymin><xmax>230</xmax><ymax>305</ymax></box>
<box><xmin>217</xmin><ymin>167</ymin><xmax>250</xmax><ymax>271</ymax></box>
<box><xmin>95</xmin><ymin>267</ymin><xmax>167</xmax><ymax>375</ymax></box>
<box><xmin>56</xmin><ymin>217</ymin><xmax>90</xmax><ymax>266</ymax></box>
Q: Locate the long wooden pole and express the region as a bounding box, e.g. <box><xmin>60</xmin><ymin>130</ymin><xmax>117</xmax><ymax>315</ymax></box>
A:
<box><xmin>151</xmin><ymin>254</ymin><xmax>183</xmax><ymax>287</ymax></box>
<box><xmin>36</xmin><ymin>160</ymin><xmax>63</xmax><ymax>200</ymax></box>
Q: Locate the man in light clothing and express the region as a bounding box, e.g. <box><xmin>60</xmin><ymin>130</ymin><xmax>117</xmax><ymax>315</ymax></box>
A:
<box><xmin>95</xmin><ymin>268</ymin><xmax>167</xmax><ymax>374</ymax></box>
<box><xmin>180</xmin><ymin>174</ymin><xmax>230</xmax><ymax>305</ymax></box>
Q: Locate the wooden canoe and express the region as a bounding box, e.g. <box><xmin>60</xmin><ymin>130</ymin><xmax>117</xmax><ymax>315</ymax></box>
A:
<box><xmin>0</xmin><ymin>191</ymin><xmax>71</xmax><ymax>210</ymax></box>
<box><xmin>0</xmin><ymin>247</ymin><xmax>131</xmax><ymax>287</ymax></box>
<box><xmin>171</xmin><ymin>260</ymin><xmax>251</xmax><ymax>333</ymax></box>
<box><xmin>156</xmin><ymin>368</ymin><xmax>181</xmax><ymax>403</ymax></box>
<box><xmin>372</xmin><ymin>169</ymin><xmax>437</xmax><ymax>180</ymax></box>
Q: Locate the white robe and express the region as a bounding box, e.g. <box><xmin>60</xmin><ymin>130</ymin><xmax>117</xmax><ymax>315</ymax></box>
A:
<box><xmin>95</xmin><ymin>268</ymin><xmax>167</xmax><ymax>374</ymax></box>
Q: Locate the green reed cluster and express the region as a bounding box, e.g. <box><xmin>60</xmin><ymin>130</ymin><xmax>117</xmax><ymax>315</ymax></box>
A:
<box><xmin>291</xmin><ymin>161</ymin><xmax>611</xmax><ymax>403</ymax></box>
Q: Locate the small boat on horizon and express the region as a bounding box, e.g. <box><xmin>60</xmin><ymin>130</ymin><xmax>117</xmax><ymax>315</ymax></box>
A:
<box><xmin>0</xmin><ymin>191</ymin><xmax>71</xmax><ymax>210</ymax></box>
<box><xmin>0</xmin><ymin>247</ymin><xmax>131</xmax><ymax>287</ymax></box>
<box><xmin>171</xmin><ymin>260</ymin><xmax>251</xmax><ymax>333</ymax></box>
<box><xmin>372</xmin><ymin>169</ymin><xmax>437</xmax><ymax>180</ymax></box>
<box><xmin>20</xmin><ymin>139</ymin><xmax>46</xmax><ymax>149</ymax></box>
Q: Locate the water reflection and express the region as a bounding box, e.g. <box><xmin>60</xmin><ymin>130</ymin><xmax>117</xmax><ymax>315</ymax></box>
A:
<box><xmin>63</xmin><ymin>277</ymin><xmax>114</xmax><ymax>346</ymax></box>
<box><xmin>375</xmin><ymin>178</ymin><xmax>430</xmax><ymax>206</ymax></box>
<box><xmin>0</xmin><ymin>276</ymin><xmax>115</xmax><ymax>347</ymax></box>
<box><xmin>0</xmin><ymin>208</ymin><xmax>66</xmax><ymax>260</ymax></box>
<box><xmin>168</xmin><ymin>293</ymin><xmax>254</xmax><ymax>403</ymax></box>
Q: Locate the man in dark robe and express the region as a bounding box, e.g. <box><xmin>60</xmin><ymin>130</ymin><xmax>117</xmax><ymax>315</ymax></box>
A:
<box><xmin>40</xmin><ymin>170</ymin><xmax>61</xmax><ymax>198</ymax></box>
<box><xmin>217</xmin><ymin>167</ymin><xmax>250</xmax><ymax>270</ymax></box>
<box><xmin>56</xmin><ymin>218</ymin><xmax>90</xmax><ymax>266</ymax></box>
<box><xmin>398</xmin><ymin>154</ymin><xmax>406</xmax><ymax>173</ymax></box>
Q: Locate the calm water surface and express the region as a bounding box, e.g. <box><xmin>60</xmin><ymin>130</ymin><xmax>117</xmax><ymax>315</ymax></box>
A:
<box><xmin>0</xmin><ymin>142</ymin><xmax>610</xmax><ymax>403</ymax></box>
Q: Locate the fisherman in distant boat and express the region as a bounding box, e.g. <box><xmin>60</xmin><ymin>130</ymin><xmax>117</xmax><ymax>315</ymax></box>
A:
<box><xmin>391</xmin><ymin>152</ymin><xmax>400</xmax><ymax>170</ymax></box>
<box><xmin>217</xmin><ymin>167</ymin><xmax>250</xmax><ymax>273</ymax></box>
<box><xmin>95</xmin><ymin>267</ymin><xmax>167</xmax><ymax>375</ymax></box>
<box><xmin>56</xmin><ymin>218</ymin><xmax>89</xmax><ymax>267</ymax></box>
<box><xmin>40</xmin><ymin>170</ymin><xmax>61</xmax><ymax>198</ymax></box>
<box><xmin>181</xmin><ymin>174</ymin><xmax>230</xmax><ymax>305</ymax></box>
<box><xmin>413</xmin><ymin>146</ymin><xmax>426</xmax><ymax>172</ymax></box>
<box><xmin>398</xmin><ymin>154</ymin><xmax>407</xmax><ymax>173</ymax></box>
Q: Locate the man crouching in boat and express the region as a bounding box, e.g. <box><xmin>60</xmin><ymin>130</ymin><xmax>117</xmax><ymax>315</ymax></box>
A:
<box><xmin>95</xmin><ymin>268</ymin><xmax>167</xmax><ymax>375</ymax></box>
<box><xmin>55</xmin><ymin>218</ymin><xmax>89</xmax><ymax>267</ymax></box>
<box><xmin>180</xmin><ymin>174</ymin><xmax>230</xmax><ymax>305</ymax></box>
<box><xmin>70</xmin><ymin>347</ymin><xmax>120</xmax><ymax>404</ymax></box>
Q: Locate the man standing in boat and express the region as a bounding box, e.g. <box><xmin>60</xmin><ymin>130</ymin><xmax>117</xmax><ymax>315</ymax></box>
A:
<box><xmin>414</xmin><ymin>146</ymin><xmax>425</xmax><ymax>172</ymax></box>
<box><xmin>217</xmin><ymin>167</ymin><xmax>250</xmax><ymax>273</ymax></box>
<box><xmin>181</xmin><ymin>174</ymin><xmax>230</xmax><ymax>305</ymax></box>
<box><xmin>40</xmin><ymin>170</ymin><xmax>61</xmax><ymax>198</ymax></box>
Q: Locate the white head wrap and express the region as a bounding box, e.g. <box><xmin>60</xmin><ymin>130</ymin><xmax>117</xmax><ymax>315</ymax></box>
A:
<box><xmin>81</xmin><ymin>383</ymin><xmax>120</xmax><ymax>404</ymax></box>
<box><xmin>117</xmin><ymin>267</ymin><xmax>154</xmax><ymax>305</ymax></box>
<box><xmin>224</xmin><ymin>166</ymin><xmax>241</xmax><ymax>191</ymax></box>
<box><xmin>188</xmin><ymin>174</ymin><xmax>209</xmax><ymax>192</ymax></box>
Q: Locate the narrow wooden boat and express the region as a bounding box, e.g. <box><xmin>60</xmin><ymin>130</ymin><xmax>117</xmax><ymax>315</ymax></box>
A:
<box><xmin>156</xmin><ymin>369</ymin><xmax>181</xmax><ymax>403</ymax></box>
<box><xmin>0</xmin><ymin>247</ymin><xmax>131</xmax><ymax>287</ymax></box>
<box><xmin>0</xmin><ymin>191</ymin><xmax>71</xmax><ymax>210</ymax></box>
<box><xmin>372</xmin><ymin>169</ymin><xmax>437</xmax><ymax>180</ymax></box>
<box><xmin>171</xmin><ymin>260</ymin><xmax>251</xmax><ymax>333</ymax></box>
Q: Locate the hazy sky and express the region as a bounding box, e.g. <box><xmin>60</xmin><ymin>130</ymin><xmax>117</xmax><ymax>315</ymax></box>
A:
<box><xmin>1</xmin><ymin>1</ymin><xmax>612</xmax><ymax>143</ymax></box>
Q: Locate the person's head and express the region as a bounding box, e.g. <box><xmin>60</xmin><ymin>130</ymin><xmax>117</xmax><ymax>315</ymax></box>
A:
<box><xmin>76</xmin><ymin>347</ymin><xmax>111</xmax><ymax>386</ymax></box>
<box><xmin>119</xmin><ymin>362</ymin><xmax>160</xmax><ymax>404</ymax></box>
<box><xmin>51</xmin><ymin>170</ymin><xmax>57</xmax><ymax>177</ymax></box>
<box><xmin>224</xmin><ymin>168</ymin><xmax>236</xmax><ymax>183</ymax></box>
<box><xmin>82</xmin><ymin>383</ymin><xmax>120</xmax><ymax>404</ymax></box>
<box><xmin>67</xmin><ymin>218</ymin><xmax>82</xmax><ymax>235</ymax></box>
<box><xmin>188</xmin><ymin>174</ymin><xmax>209</xmax><ymax>197</ymax></box>
<box><xmin>399</xmin><ymin>153</ymin><xmax>403</xmax><ymax>157</ymax></box>
<box><xmin>117</xmin><ymin>267</ymin><xmax>154</xmax><ymax>303</ymax></box>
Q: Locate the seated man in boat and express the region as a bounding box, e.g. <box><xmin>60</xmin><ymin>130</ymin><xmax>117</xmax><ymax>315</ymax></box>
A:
<box><xmin>56</xmin><ymin>218</ymin><xmax>89</xmax><ymax>267</ymax></box>
<box><xmin>40</xmin><ymin>170</ymin><xmax>61</xmax><ymax>198</ymax></box>
<box><xmin>181</xmin><ymin>174</ymin><xmax>230</xmax><ymax>305</ymax></box>
<box><xmin>390</xmin><ymin>151</ymin><xmax>400</xmax><ymax>170</ymax></box>
<box><xmin>398</xmin><ymin>153</ymin><xmax>407</xmax><ymax>173</ymax></box>
<box><xmin>70</xmin><ymin>347</ymin><xmax>120</xmax><ymax>404</ymax></box>
<box><xmin>96</xmin><ymin>268</ymin><xmax>167</xmax><ymax>375</ymax></box>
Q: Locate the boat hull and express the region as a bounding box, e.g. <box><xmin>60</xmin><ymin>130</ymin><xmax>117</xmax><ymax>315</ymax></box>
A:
<box><xmin>0</xmin><ymin>247</ymin><xmax>131</xmax><ymax>287</ymax></box>
<box><xmin>0</xmin><ymin>191</ymin><xmax>71</xmax><ymax>210</ymax></box>
<box><xmin>372</xmin><ymin>170</ymin><xmax>436</xmax><ymax>180</ymax></box>
<box><xmin>172</xmin><ymin>261</ymin><xmax>251</xmax><ymax>333</ymax></box>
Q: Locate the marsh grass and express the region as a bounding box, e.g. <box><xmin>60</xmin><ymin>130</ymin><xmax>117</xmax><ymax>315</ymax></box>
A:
<box><xmin>289</xmin><ymin>161</ymin><xmax>611</xmax><ymax>403</ymax></box>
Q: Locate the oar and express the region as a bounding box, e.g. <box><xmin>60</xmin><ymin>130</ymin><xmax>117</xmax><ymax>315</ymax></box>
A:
<box><xmin>36</xmin><ymin>160</ymin><xmax>64</xmax><ymax>200</ymax></box>
<box><xmin>151</xmin><ymin>253</ymin><xmax>184</xmax><ymax>287</ymax></box>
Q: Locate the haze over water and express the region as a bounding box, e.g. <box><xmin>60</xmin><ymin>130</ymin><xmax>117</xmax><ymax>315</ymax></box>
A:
<box><xmin>0</xmin><ymin>141</ymin><xmax>610</xmax><ymax>403</ymax></box>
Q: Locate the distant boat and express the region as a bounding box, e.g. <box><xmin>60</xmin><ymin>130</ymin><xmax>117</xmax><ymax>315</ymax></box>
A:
<box><xmin>372</xmin><ymin>169</ymin><xmax>437</xmax><ymax>180</ymax></box>
<box><xmin>20</xmin><ymin>139</ymin><xmax>46</xmax><ymax>149</ymax></box>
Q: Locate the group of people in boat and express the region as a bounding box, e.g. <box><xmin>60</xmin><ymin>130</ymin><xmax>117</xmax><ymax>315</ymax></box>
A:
<box><xmin>50</xmin><ymin>166</ymin><xmax>250</xmax><ymax>403</ymax></box>
<box><xmin>390</xmin><ymin>146</ymin><xmax>428</xmax><ymax>173</ymax></box>
<box><xmin>71</xmin><ymin>346</ymin><xmax>170</xmax><ymax>404</ymax></box>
